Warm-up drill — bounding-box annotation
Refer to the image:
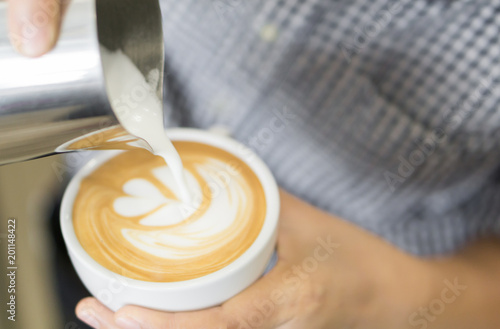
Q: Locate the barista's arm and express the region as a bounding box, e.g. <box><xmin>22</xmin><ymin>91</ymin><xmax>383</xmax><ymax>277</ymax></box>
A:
<box><xmin>76</xmin><ymin>190</ymin><xmax>500</xmax><ymax>329</ymax></box>
<box><xmin>7</xmin><ymin>0</ymin><xmax>63</xmax><ymax>57</ymax></box>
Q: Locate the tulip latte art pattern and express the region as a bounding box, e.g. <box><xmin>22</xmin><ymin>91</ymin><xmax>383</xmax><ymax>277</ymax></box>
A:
<box><xmin>73</xmin><ymin>142</ymin><xmax>266</xmax><ymax>282</ymax></box>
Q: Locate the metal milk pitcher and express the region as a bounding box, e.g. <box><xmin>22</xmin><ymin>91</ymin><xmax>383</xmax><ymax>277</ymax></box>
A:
<box><xmin>0</xmin><ymin>0</ymin><xmax>164</xmax><ymax>165</ymax></box>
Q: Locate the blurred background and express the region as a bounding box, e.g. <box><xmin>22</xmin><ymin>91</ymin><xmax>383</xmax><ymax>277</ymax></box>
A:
<box><xmin>0</xmin><ymin>156</ymin><xmax>92</xmax><ymax>329</ymax></box>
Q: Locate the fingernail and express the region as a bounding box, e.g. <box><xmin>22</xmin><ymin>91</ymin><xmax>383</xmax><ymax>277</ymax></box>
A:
<box><xmin>78</xmin><ymin>310</ymin><xmax>101</xmax><ymax>329</ymax></box>
<box><xmin>22</xmin><ymin>22</ymin><xmax>57</xmax><ymax>57</ymax></box>
<box><xmin>116</xmin><ymin>317</ymin><xmax>142</xmax><ymax>329</ymax></box>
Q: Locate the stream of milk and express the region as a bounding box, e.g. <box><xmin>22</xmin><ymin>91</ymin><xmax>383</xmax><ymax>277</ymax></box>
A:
<box><xmin>100</xmin><ymin>46</ymin><xmax>191</xmax><ymax>203</ymax></box>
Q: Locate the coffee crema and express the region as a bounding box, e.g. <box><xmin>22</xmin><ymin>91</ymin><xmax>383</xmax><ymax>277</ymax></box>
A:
<box><xmin>73</xmin><ymin>141</ymin><xmax>266</xmax><ymax>282</ymax></box>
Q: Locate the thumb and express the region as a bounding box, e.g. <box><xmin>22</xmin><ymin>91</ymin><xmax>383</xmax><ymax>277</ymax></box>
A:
<box><xmin>8</xmin><ymin>0</ymin><xmax>62</xmax><ymax>57</ymax></box>
<box><xmin>114</xmin><ymin>263</ymin><xmax>295</xmax><ymax>329</ymax></box>
<box><xmin>221</xmin><ymin>262</ymin><xmax>295</xmax><ymax>329</ymax></box>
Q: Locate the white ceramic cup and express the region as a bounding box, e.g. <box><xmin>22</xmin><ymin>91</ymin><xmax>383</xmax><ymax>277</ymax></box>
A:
<box><xmin>60</xmin><ymin>128</ymin><xmax>280</xmax><ymax>312</ymax></box>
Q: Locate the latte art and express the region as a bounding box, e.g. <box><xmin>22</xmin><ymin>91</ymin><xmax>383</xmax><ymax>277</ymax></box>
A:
<box><xmin>73</xmin><ymin>142</ymin><xmax>266</xmax><ymax>282</ymax></box>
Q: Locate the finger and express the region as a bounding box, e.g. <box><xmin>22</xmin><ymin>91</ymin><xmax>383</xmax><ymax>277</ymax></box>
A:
<box><xmin>114</xmin><ymin>263</ymin><xmax>294</xmax><ymax>329</ymax></box>
<box><xmin>115</xmin><ymin>305</ymin><xmax>227</xmax><ymax>329</ymax></box>
<box><xmin>276</xmin><ymin>190</ymin><xmax>317</xmax><ymax>261</ymax></box>
<box><xmin>7</xmin><ymin>0</ymin><xmax>62</xmax><ymax>57</ymax></box>
<box><xmin>221</xmin><ymin>262</ymin><xmax>295</xmax><ymax>329</ymax></box>
<box><xmin>277</xmin><ymin>189</ymin><xmax>339</xmax><ymax>261</ymax></box>
<box><xmin>76</xmin><ymin>297</ymin><xmax>121</xmax><ymax>329</ymax></box>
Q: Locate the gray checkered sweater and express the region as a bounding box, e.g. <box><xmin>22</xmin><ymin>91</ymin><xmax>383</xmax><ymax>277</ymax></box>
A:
<box><xmin>158</xmin><ymin>0</ymin><xmax>500</xmax><ymax>256</ymax></box>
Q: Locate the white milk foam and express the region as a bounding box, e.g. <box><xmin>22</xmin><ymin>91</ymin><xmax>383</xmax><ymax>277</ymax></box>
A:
<box><xmin>114</xmin><ymin>158</ymin><xmax>249</xmax><ymax>259</ymax></box>
<box><xmin>100</xmin><ymin>46</ymin><xmax>191</xmax><ymax>203</ymax></box>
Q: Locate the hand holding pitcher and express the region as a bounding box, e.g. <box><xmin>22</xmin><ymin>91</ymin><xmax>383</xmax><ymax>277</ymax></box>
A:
<box><xmin>7</xmin><ymin>0</ymin><xmax>64</xmax><ymax>57</ymax></box>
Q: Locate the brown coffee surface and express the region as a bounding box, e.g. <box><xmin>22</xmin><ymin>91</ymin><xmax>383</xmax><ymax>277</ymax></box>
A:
<box><xmin>73</xmin><ymin>142</ymin><xmax>266</xmax><ymax>282</ymax></box>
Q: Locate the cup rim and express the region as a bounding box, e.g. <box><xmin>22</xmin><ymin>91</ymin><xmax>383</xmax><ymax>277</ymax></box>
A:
<box><xmin>60</xmin><ymin>128</ymin><xmax>280</xmax><ymax>290</ymax></box>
